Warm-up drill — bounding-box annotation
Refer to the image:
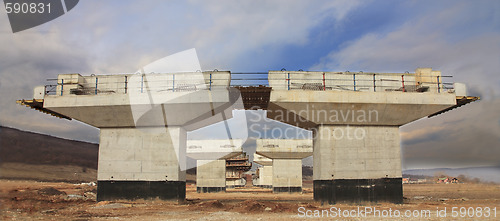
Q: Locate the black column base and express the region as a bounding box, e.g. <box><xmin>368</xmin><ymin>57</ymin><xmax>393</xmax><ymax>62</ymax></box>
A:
<box><xmin>196</xmin><ymin>187</ymin><xmax>226</xmax><ymax>193</ymax></box>
<box><xmin>273</xmin><ymin>186</ymin><xmax>302</xmax><ymax>193</ymax></box>
<box><xmin>97</xmin><ymin>181</ymin><xmax>185</xmax><ymax>202</ymax></box>
<box><xmin>314</xmin><ymin>178</ymin><xmax>402</xmax><ymax>204</ymax></box>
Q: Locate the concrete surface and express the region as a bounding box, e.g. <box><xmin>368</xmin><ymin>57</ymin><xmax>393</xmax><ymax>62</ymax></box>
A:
<box><xmin>186</xmin><ymin>139</ymin><xmax>243</xmax><ymax>160</ymax></box>
<box><xmin>313</xmin><ymin>125</ymin><xmax>401</xmax><ymax>180</ymax></box>
<box><xmin>98</xmin><ymin>126</ymin><xmax>186</xmax><ymax>182</ymax></box>
<box><xmin>253</xmin><ymin>153</ymin><xmax>273</xmax><ymax>187</ymax></box>
<box><xmin>196</xmin><ymin>160</ymin><xmax>226</xmax><ymax>192</ymax></box>
<box><xmin>272</xmin><ymin>159</ymin><xmax>302</xmax><ymax>192</ymax></box>
<box><xmin>186</xmin><ymin>139</ymin><xmax>243</xmax><ymax>192</ymax></box>
<box><xmin>256</xmin><ymin>139</ymin><xmax>312</xmax><ymax>192</ymax></box>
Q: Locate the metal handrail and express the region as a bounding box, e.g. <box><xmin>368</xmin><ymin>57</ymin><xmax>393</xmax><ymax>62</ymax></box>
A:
<box><xmin>47</xmin><ymin>71</ymin><xmax>454</xmax><ymax>95</ymax></box>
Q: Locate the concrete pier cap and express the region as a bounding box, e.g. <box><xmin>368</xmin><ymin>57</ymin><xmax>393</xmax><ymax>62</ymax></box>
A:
<box><xmin>253</xmin><ymin>153</ymin><xmax>272</xmax><ymax>166</ymax></box>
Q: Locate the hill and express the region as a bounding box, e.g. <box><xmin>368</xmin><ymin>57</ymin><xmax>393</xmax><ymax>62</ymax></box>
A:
<box><xmin>404</xmin><ymin>166</ymin><xmax>500</xmax><ymax>183</ymax></box>
<box><xmin>0</xmin><ymin>126</ymin><xmax>98</xmax><ymax>182</ymax></box>
<box><xmin>0</xmin><ymin>126</ymin><xmax>98</xmax><ymax>168</ymax></box>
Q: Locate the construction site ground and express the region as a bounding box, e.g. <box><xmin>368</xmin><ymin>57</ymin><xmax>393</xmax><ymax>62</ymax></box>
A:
<box><xmin>1</xmin><ymin>180</ymin><xmax>499</xmax><ymax>220</ymax></box>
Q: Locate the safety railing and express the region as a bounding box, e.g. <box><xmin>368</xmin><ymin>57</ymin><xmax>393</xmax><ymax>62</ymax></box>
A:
<box><xmin>47</xmin><ymin>72</ymin><xmax>230</xmax><ymax>96</ymax></box>
<box><xmin>271</xmin><ymin>71</ymin><xmax>453</xmax><ymax>93</ymax></box>
<box><xmin>45</xmin><ymin>71</ymin><xmax>454</xmax><ymax>96</ymax></box>
<box><xmin>230</xmin><ymin>72</ymin><xmax>269</xmax><ymax>87</ymax></box>
<box><xmin>43</xmin><ymin>84</ymin><xmax>58</xmax><ymax>95</ymax></box>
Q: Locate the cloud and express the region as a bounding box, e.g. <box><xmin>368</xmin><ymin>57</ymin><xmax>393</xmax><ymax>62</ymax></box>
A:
<box><xmin>400</xmin><ymin>126</ymin><xmax>446</xmax><ymax>146</ymax></box>
<box><xmin>312</xmin><ymin>1</ymin><xmax>500</xmax><ymax>97</ymax></box>
<box><xmin>401</xmin><ymin>97</ymin><xmax>500</xmax><ymax>169</ymax></box>
<box><xmin>182</xmin><ymin>0</ymin><xmax>362</xmax><ymax>70</ymax></box>
<box><xmin>0</xmin><ymin>0</ymin><xmax>362</xmax><ymax>143</ymax></box>
<box><xmin>0</xmin><ymin>23</ymin><xmax>99</xmax><ymax>142</ymax></box>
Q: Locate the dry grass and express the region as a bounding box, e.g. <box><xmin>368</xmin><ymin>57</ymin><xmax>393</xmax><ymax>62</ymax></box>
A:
<box><xmin>1</xmin><ymin>180</ymin><xmax>498</xmax><ymax>220</ymax></box>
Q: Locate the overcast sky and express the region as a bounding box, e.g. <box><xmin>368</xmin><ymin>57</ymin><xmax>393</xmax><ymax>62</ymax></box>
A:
<box><xmin>0</xmin><ymin>0</ymin><xmax>499</xmax><ymax>169</ymax></box>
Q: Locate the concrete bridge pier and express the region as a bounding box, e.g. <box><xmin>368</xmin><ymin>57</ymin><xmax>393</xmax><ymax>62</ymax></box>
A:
<box><xmin>265</xmin><ymin>68</ymin><xmax>475</xmax><ymax>203</ymax></box>
<box><xmin>196</xmin><ymin>160</ymin><xmax>227</xmax><ymax>193</ymax></box>
<box><xmin>312</xmin><ymin>125</ymin><xmax>402</xmax><ymax>204</ymax></box>
<box><xmin>97</xmin><ymin>126</ymin><xmax>187</xmax><ymax>201</ymax></box>
<box><xmin>256</xmin><ymin>165</ymin><xmax>273</xmax><ymax>188</ymax></box>
<box><xmin>272</xmin><ymin>159</ymin><xmax>303</xmax><ymax>193</ymax></box>
<box><xmin>186</xmin><ymin>139</ymin><xmax>244</xmax><ymax>193</ymax></box>
<box><xmin>16</xmin><ymin>71</ymin><xmax>238</xmax><ymax>202</ymax></box>
<box><xmin>256</xmin><ymin>139</ymin><xmax>313</xmax><ymax>193</ymax></box>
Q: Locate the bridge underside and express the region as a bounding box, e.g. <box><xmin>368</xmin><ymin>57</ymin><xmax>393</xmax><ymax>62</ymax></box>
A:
<box><xmin>233</xmin><ymin>86</ymin><xmax>272</xmax><ymax>110</ymax></box>
<box><xmin>17</xmin><ymin>86</ymin><xmax>477</xmax><ymax>117</ymax></box>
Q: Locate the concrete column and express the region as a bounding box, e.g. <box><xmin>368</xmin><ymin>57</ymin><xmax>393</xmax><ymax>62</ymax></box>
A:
<box><xmin>97</xmin><ymin>126</ymin><xmax>186</xmax><ymax>202</ymax></box>
<box><xmin>196</xmin><ymin>160</ymin><xmax>226</xmax><ymax>193</ymax></box>
<box><xmin>272</xmin><ymin>159</ymin><xmax>302</xmax><ymax>193</ymax></box>
<box><xmin>313</xmin><ymin>125</ymin><xmax>402</xmax><ymax>204</ymax></box>
<box><xmin>259</xmin><ymin>165</ymin><xmax>273</xmax><ymax>188</ymax></box>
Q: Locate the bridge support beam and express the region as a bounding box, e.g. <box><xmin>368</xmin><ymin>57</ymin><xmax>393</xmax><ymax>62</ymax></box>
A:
<box><xmin>313</xmin><ymin>125</ymin><xmax>403</xmax><ymax>204</ymax></box>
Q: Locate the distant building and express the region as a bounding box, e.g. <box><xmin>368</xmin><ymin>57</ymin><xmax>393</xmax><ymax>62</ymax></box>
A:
<box><xmin>437</xmin><ymin>177</ymin><xmax>449</xmax><ymax>183</ymax></box>
<box><xmin>437</xmin><ymin>177</ymin><xmax>459</xmax><ymax>184</ymax></box>
<box><xmin>403</xmin><ymin>177</ymin><xmax>427</xmax><ymax>184</ymax></box>
<box><xmin>417</xmin><ymin>178</ymin><xmax>427</xmax><ymax>184</ymax></box>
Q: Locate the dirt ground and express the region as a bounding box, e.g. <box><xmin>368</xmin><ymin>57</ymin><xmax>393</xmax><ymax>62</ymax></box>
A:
<box><xmin>1</xmin><ymin>180</ymin><xmax>499</xmax><ymax>220</ymax></box>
